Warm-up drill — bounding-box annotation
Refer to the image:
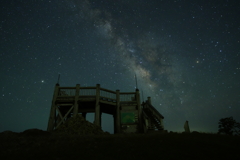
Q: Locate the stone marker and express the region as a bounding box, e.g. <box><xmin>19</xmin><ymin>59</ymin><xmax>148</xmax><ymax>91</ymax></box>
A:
<box><xmin>184</xmin><ymin>120</ymin><xmax>190</xmax><ymax>133</ymax></box>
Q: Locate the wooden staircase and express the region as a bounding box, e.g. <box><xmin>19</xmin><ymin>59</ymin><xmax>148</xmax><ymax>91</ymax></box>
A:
<box><xmin>142</xmin><ymin>100</ymin><xmax>164</xmax><ymax>131</ymax></box>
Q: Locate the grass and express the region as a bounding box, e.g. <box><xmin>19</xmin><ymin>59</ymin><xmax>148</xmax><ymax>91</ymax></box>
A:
<box><xmin>0</xmin><ymin>132</ymin><xmax>240</xmax><ymax>160</ymax></box>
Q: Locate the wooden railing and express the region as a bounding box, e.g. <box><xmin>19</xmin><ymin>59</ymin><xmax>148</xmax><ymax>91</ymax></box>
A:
<box><xmin>120</xmin><ymin>92</ymin><xmax>136</xmax><ymax>102</ymax></box>
<box><xmin>58</xmin><ymin>87</ymin><xmax>76</xmax><ymax>96</ymax></box>
<box><xmin>100</xmin><ymin>88</ymin><xmax>116</xmax><ymax>102</ymax></box>
<box><xmin>79</xmin><ymin>87</ymin><xmax>96</xmax><ymax>96</ymax></box>
<box><xmin>56</xmin><ymin>84</ymin><xmax>138</xmax><ymax>103</ymax></box>
<box><xmin>143</xmin><ymin>101</ymin><xmax>164</xmax><ymax>120</ymax></box>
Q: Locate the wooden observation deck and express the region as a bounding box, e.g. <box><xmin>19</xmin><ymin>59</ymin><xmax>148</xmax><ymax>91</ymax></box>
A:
<box><xmin>47</xmin><ymin>83</ymin><xmax>164</xmax><ymax>133</ymax></box>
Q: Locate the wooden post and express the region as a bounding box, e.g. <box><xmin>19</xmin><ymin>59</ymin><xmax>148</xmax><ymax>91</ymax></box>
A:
<box><xmin>94</xmin><ymin>84</ymin><xmax>101</xmax><ymax>126</ymax></box>
<box><xmin>136</xmin><ymin>89</ymin><xmax>142</xmax><ymax>133</ymax></box>
<box><xmin>113</xmin><ymin>114</ymin><xmax>116</xmax><ymax>133</ymax></box>
<box><xmin>115</xmin><ymin>89</ymin><xmax>120</xmax><ymax>133</ymax></box>
<box><xmin>73</xmin><ymin>84</ymin><xmax>80</xmax><ymax>117</ymax></box>
<box><xmin>47</xmin><ymin>83</ymin><xmax>59</xmax><ymax>131</ymax></box>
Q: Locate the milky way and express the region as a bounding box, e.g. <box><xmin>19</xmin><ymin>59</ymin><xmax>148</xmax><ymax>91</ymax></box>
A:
<box><xmin>69</xmin><ymin>0</ymin><xmax>240</xmax><ymax>132</ymax></box>
<box><xmin>66</xmin><ymin>0</ymin><xmax>209</xmax><ymax>129</ymax></box>
<box><xmin>1</xmin><ymin>0</ymin><xmax>239</xmax><ymax>133</ymax></box>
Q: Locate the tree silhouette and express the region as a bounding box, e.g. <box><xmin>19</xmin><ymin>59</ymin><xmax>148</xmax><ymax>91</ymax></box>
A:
<box><xmin>218</xmin><ymin>117</ymin><xmax>240</xmax><ymax>135</ymax></box>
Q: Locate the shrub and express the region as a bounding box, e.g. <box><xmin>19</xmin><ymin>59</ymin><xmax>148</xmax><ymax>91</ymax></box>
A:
<box><xmin>218</xmin><ymin>117</ymin><xmax>240</xmax><ymax>135</ymax></box>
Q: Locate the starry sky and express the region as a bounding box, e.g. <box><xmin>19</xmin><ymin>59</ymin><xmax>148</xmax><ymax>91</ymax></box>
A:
<box><xmin>1</xmin><ymin>0</ymin><xmax>240</xmax><ymax>133</ymax></box>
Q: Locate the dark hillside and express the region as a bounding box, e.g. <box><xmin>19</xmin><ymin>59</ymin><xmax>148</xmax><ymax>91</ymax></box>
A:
<box><xmin>0</xmin><ymin>131</ymin><xmax>239</xmax><ymax>160</ymax></box>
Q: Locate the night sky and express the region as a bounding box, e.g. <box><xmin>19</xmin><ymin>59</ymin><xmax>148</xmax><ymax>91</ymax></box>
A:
<box><xmin>1</xmin><ymin>0</ymin><xmax>240</xmax><ymax>133</ymax></box>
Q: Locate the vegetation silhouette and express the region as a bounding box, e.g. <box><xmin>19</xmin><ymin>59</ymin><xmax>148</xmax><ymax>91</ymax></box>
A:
<box><xmin>218</xmin><ymin>116</ymin><xmax>240</xmax><ymax>135</ymax></box>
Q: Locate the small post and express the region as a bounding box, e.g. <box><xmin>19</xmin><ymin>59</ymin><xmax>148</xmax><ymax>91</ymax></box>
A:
<box><xmin>184</xmin><ymin>121</ymin><xmax>190</xmax><ymax>133</ymax></box>
<box><xmin>73</xmin><ymin>84</ymin><xmax>80</xmax><ymax>117</ymax></box>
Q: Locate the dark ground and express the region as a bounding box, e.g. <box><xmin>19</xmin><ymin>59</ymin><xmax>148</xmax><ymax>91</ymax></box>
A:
<box><xmin>0</xmin><ymin>130</ymin><xmax>240</xmax><ymax>160</ymax></box>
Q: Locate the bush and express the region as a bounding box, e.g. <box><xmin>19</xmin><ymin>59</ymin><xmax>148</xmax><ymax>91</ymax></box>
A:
<box><xmin>218</xmin><ymin>117</ymin><xmax>240</xmax><ymax>135</ymax></box>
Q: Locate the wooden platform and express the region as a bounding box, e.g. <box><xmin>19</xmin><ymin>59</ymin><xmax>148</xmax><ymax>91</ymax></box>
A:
<box><xmin>47</xmin><ymin>83</ymin><xmax>164</xmax><ymax>134</ymax></box>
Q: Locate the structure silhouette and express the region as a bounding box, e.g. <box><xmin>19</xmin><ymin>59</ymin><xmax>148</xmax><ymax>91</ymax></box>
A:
<box><xmin>47</xmin><ymin>83</ymin><xmax>164</xmax><ymax>133</ymax></box>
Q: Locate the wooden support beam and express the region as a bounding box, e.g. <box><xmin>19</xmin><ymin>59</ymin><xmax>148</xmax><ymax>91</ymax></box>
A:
<box><xmin>94</xmin><ymin>84</ymin><xmax>101</xmax><ymax>126</ymax></box>
<box><xmin>47</xmin><ymin>104</ymin><xmax>56</xmax><ymax>131</ymax></box>
<box><xmin>73</xmin><ymin>84</ymin><xmax>80</xmax><ymax>117</ymax></box>
<box><xmin>55</xmin><ymin>106</ymin><xmax>74</xmax><ymax>129</ymax></box>
<box><xmin>47</xmin><ymin>83</ymin><xmax>59</xmax><ymax>131</ymax></box>
<box><xmin>56</xmin><ymin>107</ymin><xmax>64</xmax><ymax>122</ymax></box>
<box><xmin>55</xmin><ymin>114</ymin><xmax>61</xmax><ymax>128</ymax></box>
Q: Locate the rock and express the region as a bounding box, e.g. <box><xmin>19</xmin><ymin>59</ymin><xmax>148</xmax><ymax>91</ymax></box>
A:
<box><xmin>54</xmin><ymin>114</ymin><xmax>109</xmax><ymax>135</ymax></box>
<box><xmin>21</xmin><ymin>129</ymin><xmax>51</xmax><ymax>136</ymax></box>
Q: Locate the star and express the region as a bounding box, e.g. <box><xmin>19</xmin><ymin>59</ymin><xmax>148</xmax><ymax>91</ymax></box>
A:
<box><xmin>0</xmin><ymin>0</ymin><xmax>239</xmax><ymax>134</ymax></box>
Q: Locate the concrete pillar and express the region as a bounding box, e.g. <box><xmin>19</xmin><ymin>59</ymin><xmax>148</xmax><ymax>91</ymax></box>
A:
<box><xmin>115</xmin><ymin>89</ymin><xmax>120</xmax><ymax>133</ymax></box>
<box><xmin>47</xmin><ymin>83</ymin><xmax>59</xmax><ymax>131</ymax></box>
<box><xmin>73</xmin><ymin>84</ymin><xmax>80</xmax><ymax>117</ymax></box>
<box><xmin>94</xmin><ymin>84</ymin><xmax>101</xmax><ymax>126</ymax></box>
